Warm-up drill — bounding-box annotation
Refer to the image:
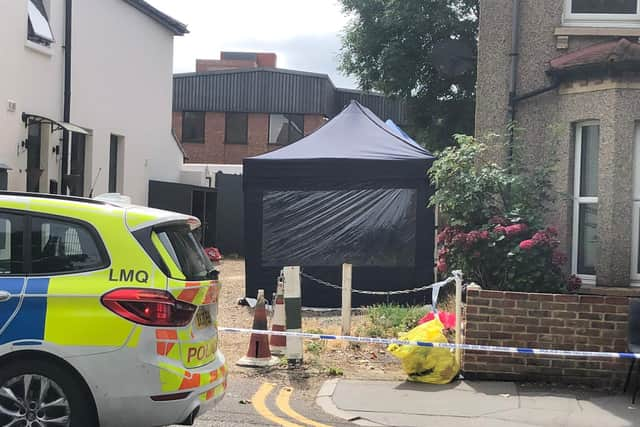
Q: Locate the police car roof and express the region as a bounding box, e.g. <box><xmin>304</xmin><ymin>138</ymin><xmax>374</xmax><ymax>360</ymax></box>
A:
<box><xmin>0</xmin><ymin>192</ymin><xmax>199</xmax><ymax>230</ymax></box>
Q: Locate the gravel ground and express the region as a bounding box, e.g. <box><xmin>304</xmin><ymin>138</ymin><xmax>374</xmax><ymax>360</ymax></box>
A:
<box><xmin>217</xmin><ymin>259</ymin><xmax>405</xmax><ymax>399</ymax></box>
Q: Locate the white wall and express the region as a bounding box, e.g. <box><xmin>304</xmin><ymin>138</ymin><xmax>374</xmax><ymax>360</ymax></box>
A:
<box><xmin>181</xmin><ymin>163</ymin><xmax>243</xmax><ymax>187</ymax></box>
<box><xmin>71</xmin><ymin>0</ymin><xmax>184</xmax><ymax>204</ymax></box>
<box><xmin>0</xmin><ymin>0</ymin><xmax>64</xmax><ymax>191</ymax></box>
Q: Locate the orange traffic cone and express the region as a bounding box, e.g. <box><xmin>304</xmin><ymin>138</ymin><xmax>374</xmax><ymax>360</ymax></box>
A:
<box><xmin>237</xmin><ymin>289</ymin><xmax>280</xmax><ymax>367</ymax></box>
<box><xmin>270</xmin><ymin>278</ymin><xmax>286</xmax><ymax>355</ymax></box>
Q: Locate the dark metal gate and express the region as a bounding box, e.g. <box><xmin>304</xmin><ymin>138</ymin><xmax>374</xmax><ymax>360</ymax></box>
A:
<box><xmin>148</xmin><ymin>180</ymin><xmax>217</xmax><ymax>247</ymax></box>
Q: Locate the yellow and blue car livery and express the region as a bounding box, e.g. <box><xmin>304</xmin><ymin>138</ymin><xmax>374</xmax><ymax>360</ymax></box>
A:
<box><xmin>0</xmin><ymin>192</ymin><xmax>227</xmax><ymax>427</ymax></box>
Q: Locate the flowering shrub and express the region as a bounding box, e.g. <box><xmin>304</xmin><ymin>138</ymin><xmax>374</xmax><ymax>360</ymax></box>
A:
<box><xmin>430</xmin><ymin>132</ymin><xmax>581</xmax><ymax>294</ymax></box>
<box><xmin>437</xmin><ymin>221</ymin><xmax>581</xmax><ymax>293</ymax></box>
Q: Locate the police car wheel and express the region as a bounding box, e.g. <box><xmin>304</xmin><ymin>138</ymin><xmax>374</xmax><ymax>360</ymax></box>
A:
<box><xmin>0</xmin><ymin>359</ymin><xmax>96</xmax><ymax>427</ymax></box>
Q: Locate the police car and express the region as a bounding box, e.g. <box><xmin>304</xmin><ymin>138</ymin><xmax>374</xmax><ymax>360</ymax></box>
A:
<box><xmin>0</xmin><ymin>192</ymin><xmax>227</xmax><ymax>427</ymax></box>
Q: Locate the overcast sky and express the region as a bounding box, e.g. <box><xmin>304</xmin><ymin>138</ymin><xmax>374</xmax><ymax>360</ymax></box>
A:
<box><xmin>146</xmin><ymin>0</ymin><xmax>358</xmax><ymax>89</ymax></box>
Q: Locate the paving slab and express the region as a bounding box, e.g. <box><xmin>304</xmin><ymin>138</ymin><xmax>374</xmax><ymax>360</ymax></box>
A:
<box><xmin>331</xmin><ymin>380</ymin><xmax>519</xmax><ymax>417</ymax></box>
<box><xmin>318</xmin><ymin>379</ymin><xmax>640</xmax><ymax>427</ymax></box>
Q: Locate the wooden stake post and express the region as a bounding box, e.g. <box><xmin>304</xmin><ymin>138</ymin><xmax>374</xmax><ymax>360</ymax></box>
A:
<box><xmin>341</xmin><ymin>263</ymin><xmax>352</xmax><ymax>336</ymax></box>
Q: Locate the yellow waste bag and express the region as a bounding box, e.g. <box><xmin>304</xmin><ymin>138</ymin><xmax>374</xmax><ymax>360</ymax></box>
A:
<box><xmin>387</xmin><ymin>318</ymin><xmax>460</xmax><ymax>384</ymax></box>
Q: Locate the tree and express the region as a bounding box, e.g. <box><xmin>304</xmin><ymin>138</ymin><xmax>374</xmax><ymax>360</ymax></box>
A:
<box><xmin>339</xmin><ymin>0</ymin><xmax>478</xmax><ymax>151</ymax></box>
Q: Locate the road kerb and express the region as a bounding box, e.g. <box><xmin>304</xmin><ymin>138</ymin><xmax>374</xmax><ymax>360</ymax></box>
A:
<box><xmin>315</xmin><ymin>380</ymin><xmax>384</xmax><ymax>427</ymax></box>
<box><xmin>276</xmin><ymin>387</ymin><xmax>332</xmax><ymax>427</ymax></box>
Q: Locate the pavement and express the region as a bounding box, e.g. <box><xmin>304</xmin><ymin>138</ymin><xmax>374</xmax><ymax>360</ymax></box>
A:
<box><xmin>316</xmin><ymin>379</ymin><xmax>640</xmax><ymax>427</ymax></box>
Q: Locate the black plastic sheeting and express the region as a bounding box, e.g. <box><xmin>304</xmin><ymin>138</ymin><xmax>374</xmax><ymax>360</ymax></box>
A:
<box><xmin>243</xmin><ymin>101</ymin><xmax>435</xmax><ymax>307</ymax></box>
<box><xmin>262</xmin><ymin>189</ymin><xmax>417</xmax><ymax>267</ymax></box>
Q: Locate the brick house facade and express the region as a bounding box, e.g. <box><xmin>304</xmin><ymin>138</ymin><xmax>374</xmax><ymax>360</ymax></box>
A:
<box><xmin>475</xmin><ymin>1</ymin><xmax>640</xmax><ymax>290</ymax></box>
<box><xmin>172</xmin><ymin>111</ymin><xmax>326</xmax><ymax>164</ymax></box>
<box><xmin>172</xmin><ymin>52</ymin><xmax>407</xmax><ymax>165</ymax></box>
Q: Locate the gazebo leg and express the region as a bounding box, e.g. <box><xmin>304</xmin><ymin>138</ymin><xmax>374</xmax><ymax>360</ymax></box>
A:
<box><xmin>624</xmin><ymin>359</ymin><xmax>635</xmax><ymax>392</ymax></box>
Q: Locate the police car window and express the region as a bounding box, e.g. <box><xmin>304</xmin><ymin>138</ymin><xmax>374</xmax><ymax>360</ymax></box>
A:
<box><xmin>0</xmin><ymin>213</ymin><xmax>25</xmax><ymax>275</ymax></box>
<box><xmin>155</xmin><ymin>225</ymin><xmax>213</xmax><ymax>281</ymax></box>
<box><xmin>31</xmin><ymin>217</ymin><xmax>106</xmax><ymax>274</ymax></box>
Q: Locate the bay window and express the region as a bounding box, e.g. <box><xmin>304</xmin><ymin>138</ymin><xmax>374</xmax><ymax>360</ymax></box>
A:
<box><xmin>572</xmin><ymin>122</ymin><xmax>599</xmax><ymax>282</ymax></box>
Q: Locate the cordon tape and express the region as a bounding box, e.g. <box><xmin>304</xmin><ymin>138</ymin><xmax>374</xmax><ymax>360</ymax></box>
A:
<box><xmin>218</xmin><ymin>327</ymin><xmax>640</xmax><ymax>360</ymax></box>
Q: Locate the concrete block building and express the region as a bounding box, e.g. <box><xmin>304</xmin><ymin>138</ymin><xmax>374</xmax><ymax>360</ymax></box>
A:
<box><xmin>172</xmin><ymin>52</ymin><xmax>408</xmax><ymax>164</ymax></box>
<box><xmin>476</xmin><ymin>0</ymin><xmax>640</xmax><ymax>289</ymax></box>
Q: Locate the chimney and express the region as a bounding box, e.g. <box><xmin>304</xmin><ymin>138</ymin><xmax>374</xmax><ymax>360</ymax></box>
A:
<box><xmin>195</xmin><ymin>52</ymin><xmax>277</xmax><ymax>72</ymax></box>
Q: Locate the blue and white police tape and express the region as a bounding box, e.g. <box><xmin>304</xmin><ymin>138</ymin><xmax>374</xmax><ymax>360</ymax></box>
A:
<box><xmin>218</xmin><ymin>327</ymin><xmax>640</xmax><ymax>360</ymax></box>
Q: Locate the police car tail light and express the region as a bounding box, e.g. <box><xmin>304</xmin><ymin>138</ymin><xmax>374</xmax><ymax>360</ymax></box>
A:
<box><xmin>101</xmin><ymin>288</ymin><xmax>196</xmax><ymax>327</ymax></box>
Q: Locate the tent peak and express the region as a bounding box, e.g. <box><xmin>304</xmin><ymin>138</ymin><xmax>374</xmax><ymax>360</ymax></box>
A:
<box><xmin>248</xmin><ymin>99</ymin><xmax>433</xmax><ymax>161</ymax></box>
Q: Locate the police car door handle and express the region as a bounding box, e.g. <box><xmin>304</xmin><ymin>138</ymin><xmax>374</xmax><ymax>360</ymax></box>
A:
<box><xmin>0</xmin><ymin>291</ymin><xmax>10</xmax><ymax>302</ymax></box>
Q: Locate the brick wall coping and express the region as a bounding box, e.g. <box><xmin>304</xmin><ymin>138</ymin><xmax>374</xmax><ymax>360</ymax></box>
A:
<box><xmin>579</xmin><ymin>287</ymin><xmax>640</xmax><ymax>298</ymax></box>
<box><xmin>466</xmin><ymin>288</ymin><xmax>630</xmax><ymax>304</ymax></box>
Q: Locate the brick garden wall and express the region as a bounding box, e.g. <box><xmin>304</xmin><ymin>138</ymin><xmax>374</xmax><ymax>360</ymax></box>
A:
<box><xmin>463</xmin><ymin>289</ymin><xmax>631</xmax><ymax>388</ymax></box>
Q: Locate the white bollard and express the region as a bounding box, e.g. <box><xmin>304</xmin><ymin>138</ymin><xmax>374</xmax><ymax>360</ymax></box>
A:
<box><xmin>453</xmin><ymin>270</ymin><xmax>463</xmax><ymax>367</ymax></box>
<box><xmin>283</xmin><ymin>266</ymin><xmax>303</xmax><ymax>366</ymax></box>
<box><xmin>341</xmin><ymin>263</ymin><xmax>352</xmax><ymax>336</ymax></box>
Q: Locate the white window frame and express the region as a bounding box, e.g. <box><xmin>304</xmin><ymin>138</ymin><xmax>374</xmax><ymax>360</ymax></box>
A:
<box><xmin>27</xmin><ymin>0</ymin><xmax>54</xmax><ymax>46</ymax></box>
<box><xmin>572</xmin><ymin>121</ymin><xmax>599</xmax><ymax>286</ymax></box>
<box><xmin>563</xmin><ymin>0</ymin><xmax>640</xmax><ymax>27</ymax></box>
<box><xmin>631</xmin><ymin>123</ymin><xmax>640</xmax><ymax>285</ymax></box>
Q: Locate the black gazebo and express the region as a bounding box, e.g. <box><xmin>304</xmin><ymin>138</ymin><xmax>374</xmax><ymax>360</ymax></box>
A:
<box><xmin>243</xmin><ymin>101</ymin><xmax>435</xmax><ymax>307</ymax></box>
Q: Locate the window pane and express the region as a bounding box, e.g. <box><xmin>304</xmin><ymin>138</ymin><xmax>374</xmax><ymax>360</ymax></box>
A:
<box><xmin>269</xmin><ymin>114</ymin><xmax>304</xmax><ymax>145</ymax></box>
<box><xmin>155</xmin><ymin>225</ymin><xmax>214</xmax><ymax>281</ymax></box>
<box><xmin>572</xmin><ymin>0</ymin><xmax>637</xmax><ymax>14</ymax></box>
<box><xmin>580</xmin><ymin>125</ymin><xmax>599</xmax><ymax>197</ymax></box>
<box><xmin>269</xmin><ymin>114</ymin><xmax>289</xmax><ymax>144</ymax></box>
<box><xmin>182</xmin><ymin>112</ymin><xmax>205</xmax><ymax>143</ymax></box>
<box><xmin>288</xmin><ymin>114</ymin><xmax>304</xmax><ymax>143</ymax></box>
<box><xmin>109</xmin><ymin>135</ymin><xmax>118</xmax><ymax>193</ymax></box>
<box><xmin>225</xmin><ymin>113</ymin><xmax>248</xmax><ymax>144</ymax></box>
<box><xmin>578</xmin><ymin>204</ymin><xmax>598</xmax><ymax>275</ymax></box>
<box><xmin>27</xmin><ymin>0</ymin><xmax>54</xmax><ymax>43</ymax></box>
<box><xmin>0</xmin><ymin>214</ymin><xmax>24</xmax><ymax>275</ymax></box>
<box><xmin>31</xmin><ymin>217</ymin><xmax>107</xmax><ymax>274</ymax></box>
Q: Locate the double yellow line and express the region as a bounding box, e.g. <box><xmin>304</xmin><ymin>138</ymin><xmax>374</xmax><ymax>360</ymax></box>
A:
<box><xmin>252</xmin><ymin>382</ymin><xmax>331</xmax><ymax>427</ymax></box>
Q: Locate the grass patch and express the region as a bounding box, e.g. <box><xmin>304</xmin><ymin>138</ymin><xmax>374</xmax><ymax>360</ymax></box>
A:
<box><xmin>326</xmin><ymin>366</ymin><xmax>344</xmax><ymax>376</ymax></box>
<box><xmin>357</xmin><ymin>304</ymin><xmax>429</xmax><ymax>338</ymax></box>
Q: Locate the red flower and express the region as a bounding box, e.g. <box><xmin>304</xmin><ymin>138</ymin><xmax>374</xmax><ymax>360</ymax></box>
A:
<box><xmin>519</xmin><ymin>239</ymin><xmax>535</xmax><ymax>250</ymax></box>
<box><xmin>567</xmin><ymin>275</ymin><xmax>582</xmax><ymax>292</ymax></box>
<box><xmin>437</xmin><ymin>259</ymin><xmax>448</xmax><ymax>273</ymax></box>
<box><xmin>479</xmin><ymin>230</ymin><xmax>490</xmax><ymax>240</ymax></box>
<box><xmin>494</xmin><ymin>225</ymin><xmax>506</xmax><ymax>234</ymax></box>
<box><xmin>505</xmin><ymin>223</ymin><xmax>528</xmax><ymax>237</ymax></box>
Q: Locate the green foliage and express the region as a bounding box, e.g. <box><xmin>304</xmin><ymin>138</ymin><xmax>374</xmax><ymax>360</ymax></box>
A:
<box><xmin>360</xmin><ymin>304</ymin><xmax>428</xmax><ymax>337</ymax></box>
<box><xmin>306</xmin><ymin>340</ymin><xmax>325</xmax><ymax>357</ymax></box>
<box><xmin>304</xmin><ymin>328</ymin><xmax>326</xmax><ymax>357</ymax></box>
<box><xmin>430</xmin><ymin>131</ymin><xmax>581</xmax><ymax>293</ymax></box>
<box><xmin>338</xmin><ymin>0</ymin><xmax>479</xmax><ymax>151</ymax></box>
<box><xmin>326</xmin><ymin>366</ymin><xmax>344</xmax><ymax>377</ymax></box>
<box><xmin>429</xmin><ymin>132</ymin><xmax>558</xmax><ymax>230</ymax></box>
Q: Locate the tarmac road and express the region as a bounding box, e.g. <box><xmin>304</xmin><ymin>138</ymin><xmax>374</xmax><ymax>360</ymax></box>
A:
<box><xmin>184</xmin><ymin>376</ymin><xmax>354</xmax><ymax>427</ymax></box>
